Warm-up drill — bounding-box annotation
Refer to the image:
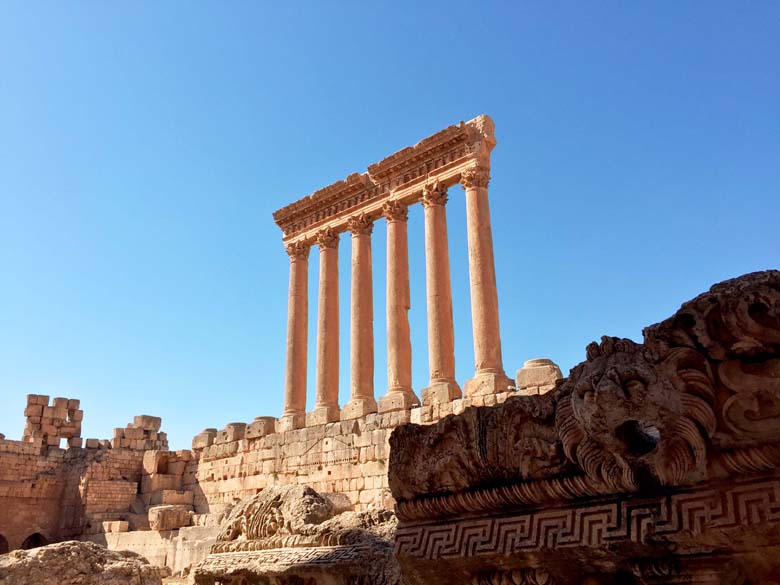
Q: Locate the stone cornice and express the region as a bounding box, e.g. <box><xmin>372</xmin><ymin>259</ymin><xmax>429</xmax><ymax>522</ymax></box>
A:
<box><xmin>272</xmin><ymin>115</ymin><xmax>496</xmax><ymax>241</ymax></box>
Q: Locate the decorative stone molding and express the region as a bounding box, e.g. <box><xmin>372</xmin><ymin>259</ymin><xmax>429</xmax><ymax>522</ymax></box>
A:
<box><xmin>460</xmin><ymin>166</ymin><xmax>490</xmax><ymax>189</ymax></box>
<box><xmin>421</xmin><ymin>180</ymin><xmax>449</xmax><ymax>208</ymax></box>
<box><xmin>382</xmin><ymin>199</ymin><xmax>409</xmax><ymax>222</ymax></box>
<box><xmin>272</xmin><ymin>115</ymin><xmax>496</xmax><ymax>240</ymax></box>
<box><xmin>391</xmin><ymin>270</ymin><xmax>780</xmax><ymax>585</ymax></box>
<box><xmin>346</xmin><ymin>213</ymin><xmax>374</xmax><ymax>236</ymax></box>
<box><xmin>316</xmin><ymin>227</ymin><xmax>339</xmax><ymax>249</ymax></box>
<box><xmin>284</xmin><ymin>241</ymin><xmax>310</xmax><ymax>261</ymax></box>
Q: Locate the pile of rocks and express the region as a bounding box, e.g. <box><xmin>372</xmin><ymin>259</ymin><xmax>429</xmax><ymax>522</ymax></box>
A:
<box><xmin>0</xmin><ymin>540</ymin><xmax>170</xmax><ymax>585</ymax></box>
<box><xmin>21</xmin><ymin>395</ymin><xmax>83</xmax><ymax>448</ymax></box>
<box><xmin>112</xmin><ymin>416</ymin><xmax>168</xmax><ymax>451</ymax></box>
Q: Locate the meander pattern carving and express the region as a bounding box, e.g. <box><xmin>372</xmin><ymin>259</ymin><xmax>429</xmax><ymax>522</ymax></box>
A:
<box><xmin>395</xmin><ymin>478</ymin><xmax>780</xmax><ymax>559</ymax></box>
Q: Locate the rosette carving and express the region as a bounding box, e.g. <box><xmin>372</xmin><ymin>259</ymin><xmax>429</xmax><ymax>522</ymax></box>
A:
<box><xmin>316</xmin><ymin>227</ymin><xmax>339</xmax><ymax>250</ymax></box>
<box><xmin>346</xmin><ymin>213</ymin><xmax>374</xmax><ymax>236</ymax></box>
<box><xmin>421</xmin><ymin>180</ymin><xmax>448</xmax><ymax>208</ymax></box>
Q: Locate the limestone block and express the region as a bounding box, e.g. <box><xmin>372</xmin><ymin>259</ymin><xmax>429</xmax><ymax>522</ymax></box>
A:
<box><xmin>113</xmin><ymin>428</ymin><xmax>124</xmax><ymax>440</ymax></box>
<box><xmin>67</xmin><ymin>398</ymin><xmax>80</xmax><ymax>409</ymax></box>
<box><xmin>148</xmin><ymin>504</ymin><xmax>192</xmax><ymax>531</ymax></box>
<box><xmin>68</xmin><ymin>437</ymin><xmax>83</xmax><ymax>448</ymax></box>
<box><xmin>46</xmin><ymin>435</ymin><xmax>60</xmax><ymax>447</ymax></box>
<box><xmin>124</xmin><ymin>426</ymin><xmax>145</xmax><ymax>440</ymax></box>
<box><xmin>70</xmin><ymin>409</ymin><xmax>84</xmax><ymax>422</ymax></box>
<box><xmin>53</xmin><ymin>397</ymin><xmax>69</xmax><ymax>409</ymax></box>
<box><xmin>215</xmin><ymin>422</ymin><xmax>246</xmax><ymax>444</ymax></box>
<box><xmin>101</xmin><ymin>520</ymin><xmax>129</xmax><ymax>533</ymax></box>
<box><xmin>134</xmin><ymin>415</ymin><xmax>162</xmax><ymax>432</ymax></box>
<box><xmin>515</xmin><ymin>358</ymin><xmax>563</xmax><ymax>395</ymax></box>
<box><xmin>149</xmin><ymin>489</ymin><xmax>194</xmax><ymax>506</ymax></box>
<box><xmin>141</xmin><ymin>473</ymin><xmax>182</xmax><ymax>494</ymax></box>
<box><xmin>24</xmin><ymin>404</ymin><xmax>43</xmax><ymax>417</ymax></box>
<box><xmin>143</xmin><ymin>450</ymin><xmax>166</xmax><ymax>474</ymax></box>
<box><xmin>27</xmin><ymin>393</ymin><xmax>49</xmax><ymax>405</ymax></box>
<box><xmin>85</xmin><ymin>438</ymin><xmax>100</xmax><ymax>449</ymax></box>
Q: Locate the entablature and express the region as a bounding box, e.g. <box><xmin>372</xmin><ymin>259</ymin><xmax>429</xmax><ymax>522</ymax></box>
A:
<box><xmin>272</xmin><ymin>114</ymin><xmax>496</xmax><ymax>244</ymax></box>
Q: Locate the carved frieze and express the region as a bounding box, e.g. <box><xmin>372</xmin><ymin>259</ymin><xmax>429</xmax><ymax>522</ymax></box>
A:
<box><xmin>391</xmin><ymin>270</ymin><xmax>780</xmax><ymax>585</ymax></box>
<box><xmin>272</xmin><ymin>115</ymin><xmax>496</xmax><ymax>238</ymax></box>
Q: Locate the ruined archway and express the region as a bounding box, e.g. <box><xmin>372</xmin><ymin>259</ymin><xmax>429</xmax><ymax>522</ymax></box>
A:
<box><xmin>20</xmin><ymin>532</ymin><xmax>47</xmax><ymax>550</ymax></box>
<box><xmin>0</xmin><ymin>534</ymin><xmax>8</xmax><ymax>554</ymax></box>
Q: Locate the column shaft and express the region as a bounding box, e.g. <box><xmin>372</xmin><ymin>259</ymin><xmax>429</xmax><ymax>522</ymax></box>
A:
<box><xmin>308</xmin><ymin>228</ymin><xmax>340</xmax><ymax>426</ymax></box>
<box><xmin>461</xmin><ymin>167</ymin><xmax>511</xmax><ymax>396</ymax></box>
<box><xmin>378</xmin><ymin>201</ymin><xmax>419</xmax><ymax>413</ymax></box>
<box><xmin>280</xmin><ymin>241</ymin><xmax>309</xmax><ymax>430</ymax></box>
<box><xmin>342</xmin><ymin>214</ymin><xmax>377</xmax><ymax>420</ymax></box>
<box><xmin>421</xmin><ymin>182</ymin><xmax>461</xmax><ymax>405</ymax></box>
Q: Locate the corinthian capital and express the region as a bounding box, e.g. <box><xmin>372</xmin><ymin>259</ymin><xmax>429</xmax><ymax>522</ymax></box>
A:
<box><xmin>382</xmin><ymin>199</ymin><xmax>409</xmax><ymax>222</ymax></box>
<box><xmin>316</xmin><ymin>227</ymin><xmax>339</xmax><ymax>250</ymax></box>
<box><xmin>460</xmin><ymin>166</ymin><xmax>490</xmax><ymax>189</ymax></box>
<box><xmin>285</xmin><ymin>240</ymin><xmax>310</xmax><ymax>261</ymax></box>
<box><xmin>347</xmin><ymin>213</ymin><xmax>374</xmax><ymax>236</ymax></box>
<box><xmin>421</xmin><ymin>180</ymin><xmax>448</xmax><ymax>208</ymax></box>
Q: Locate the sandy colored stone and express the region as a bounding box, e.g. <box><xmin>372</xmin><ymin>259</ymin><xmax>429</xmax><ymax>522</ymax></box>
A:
<box><xmin>0</xmin><ymin>540</ymin><xmax>169</xmax><ymax>584</ymax></box>
<box><xmin>148</xmin><ymin>505</ymin><xmax>192</xmax><ymax>531</ymax></box>
<box><xmin>516</xmin><ymin>357</ymin><xmax>563</xmax><ymax>394</ymax></box>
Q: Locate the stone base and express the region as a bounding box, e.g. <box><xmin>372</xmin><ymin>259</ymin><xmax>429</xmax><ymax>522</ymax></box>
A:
<box><xmin>276</xmin><ymin>412</ymin><xmax>306</xmax><ymax>432</ymax></box>
<box><xmin>340</xmin><ymin>398</ymin><xmax>377</xmax><ymax>421</ymax></box>
<box><xmin>306</xmin><ymin>404</ymin><xmax>341</xmax><ymax>427</ymax></box>
<box><xmin>421</xmin><ymin>380</ymin><xmax>462</xmax><ymax>406</ymax></box>
<box><xmin>464</xmin><ymin>371</ymin><xmax>513</xmax><ymax>397</ymax></box>
<box><xmin>377</xmin><ymin>389</ymin><xmax>420</xmax><ymax>413</ymax></box>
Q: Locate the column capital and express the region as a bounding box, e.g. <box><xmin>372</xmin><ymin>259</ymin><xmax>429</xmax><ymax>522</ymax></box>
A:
<box><xmin>347</xmin><ymin>213</ymin><xmax>374</xmax><ymax>236</ymax></box>
<box><xmin>460</xmin><ymin>166</ymin><xmax>491</xmax><ymax>189</ymax></box>
<box><xmin>285</xmin><ymin>240</ymin><xmax>310</xmax><ymax>261</ymax></box>
<box><xmin>421</xmin><ymin>180</ymin><xmax>448</xmax><ymax>208</ymax></box>
<box><xmin>316</xmin><ymin>227</ymin><xmax>339</xmax><ymax>250</ymax></box>
<box><xmin>382</xmin><ymin>199</ymin><xmax>409</xmax><ymax>222</ymax></box>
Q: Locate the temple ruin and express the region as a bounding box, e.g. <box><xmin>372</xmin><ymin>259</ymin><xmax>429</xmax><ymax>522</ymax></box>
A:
<box><xmin>1</xmin><ymin>116</ymin><xmax>779</xmax><ymax>585</ymax></box>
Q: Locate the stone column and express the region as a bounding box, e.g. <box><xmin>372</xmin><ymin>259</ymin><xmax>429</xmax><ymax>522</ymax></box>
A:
<box><xmin>460</xmin><ymin>166</ymin><xmax>512</xmax><ymax>397</ymax></box>
<box><xmin>279</xmin><ymin>240</ymin><xmax>309</xmax><ymax>431</ymax></box>
<box><xmin>341</xmin><ymin>214</ymin><xmax>377</xmax><ymax>420</ymax></box>
<box><xmin>421</xmin><ymin>181</ymin><xmax>462</xmax><ymax>405</ymax></box>
<box><xmin>307</xmin><ymin>227</ymin><xmax>341</xmax><ymax>426</ymax></box>
<box><xmin>378</xmin><ymin>200</ymin><xmax>419</xmax><ymax>413</ymax></box>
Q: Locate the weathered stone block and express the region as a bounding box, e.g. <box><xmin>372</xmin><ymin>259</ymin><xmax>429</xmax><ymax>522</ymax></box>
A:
<box><xmin>68</xmin><ymin>437</ymin><xmax>83</xmax><ymax>448</ymax></box>
<box><xmin>101</xmin><ymin>520</ymin><xmax>129</xmax><ymax>533</ymax></box>
<box><xmin>134</xmin><ymin>415</ymin><xmax>162</xmax><ymax>432</ymax></box>
<box><xmin>141</xmin><ymin>473</ymin><xmax>182</xmax><ymax>494</ymax></box>
<box><xmin>147</xmin><ymin>504</ymin><xmax>192</xmax><ymax>531</ymax></box>
<box><xmin>24</xmin><ymin>404</ymin><xmax>43</xmax><ymax>417</ymax></box>
<box><xmin>246</xmin><ymin>417</ymin><xmax>276</xmax><ymax>439</ymax></box>
<box><xmin>215</xmin><ymin>422</ymin><xmax>246</xmax><ymax>444</ymax></box>
<box><xmin>85</xmin><ymin>438</ymin><xmax>100</xmax><ymax>449</ymax></box>
<box><xmin>149</xmin><ymin>489</ymin><xmax>194</xmax><ymax>506</ymax></box>
<box><xmin>515</xmin><ymin>358</ymin><xmax>563</xmax><ymax>395</ymax></box>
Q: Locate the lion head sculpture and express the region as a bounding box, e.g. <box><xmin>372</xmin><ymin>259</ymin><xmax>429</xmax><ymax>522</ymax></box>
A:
<box><xmin>556</xmin><ymin>336</ymin><xmax>716</xmax><ymax>492</ymax></box>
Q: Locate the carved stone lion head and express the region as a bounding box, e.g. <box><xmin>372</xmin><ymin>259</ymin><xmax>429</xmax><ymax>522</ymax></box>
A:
<box><xmin>556</xmin><ymin>336</ymin><xmax>715</xmax><ymax>491</ymax></box>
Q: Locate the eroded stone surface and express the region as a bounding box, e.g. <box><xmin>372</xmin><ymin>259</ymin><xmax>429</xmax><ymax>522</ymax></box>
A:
<box><xmin>0</xmin><ymin>540</ymin><xmax>169</xmax><ymax>585</ymax></box>
<box><xmin>390</xmin><ymin>270</ymin><xmax>780</xmax><ymax>585</ymax></box>
<box><xmin>194</xmin><ymin>485</ymin><xmax>399</xmax><ymax>585</ymax></box>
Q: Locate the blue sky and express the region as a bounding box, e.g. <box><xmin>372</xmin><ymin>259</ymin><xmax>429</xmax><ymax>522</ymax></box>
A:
<box><xmin>1</xmin><ymin>2</ymin><xmax>778</xmax><ymax>449</ymax></box>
